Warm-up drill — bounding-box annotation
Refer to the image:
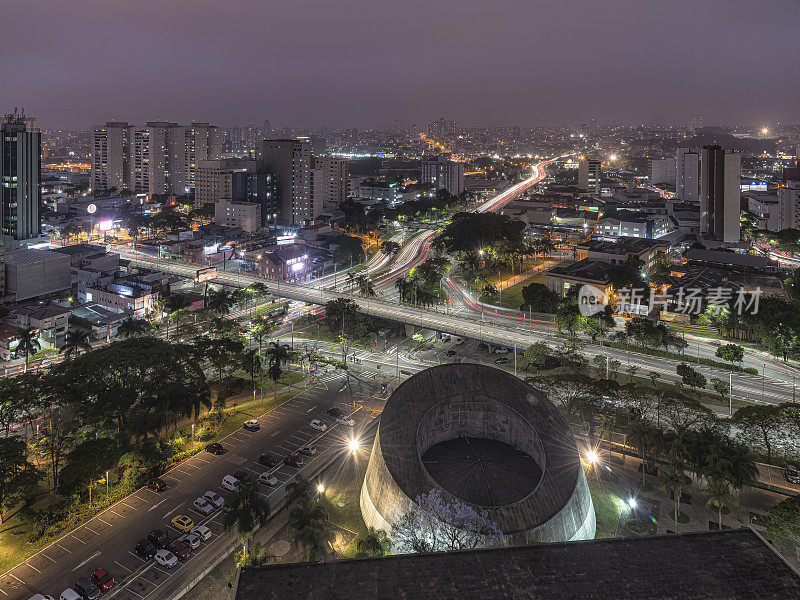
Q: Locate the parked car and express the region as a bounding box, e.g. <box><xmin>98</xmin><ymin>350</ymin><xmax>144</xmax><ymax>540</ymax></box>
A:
<box><xmin>221</xmin><ymin>474</ymin><xmax>240</xmax><ymax>492</ymax></box>
<box><xmin>205</xmin><ymin>442</ymin><xmax>224</xmax><ymax>455</ymax></box>
<box><xmin>400</xmin><ymin>369</ymin><xmax>412</xmax><ymax>375</ymax></box>
<box><xmin>73</xmin><ymin>577</ymin><xmax>100</xmax><ymax>600</ymax></box>
<box><xmin>135</xmin><ymin>539</ymin><xmax>158</xmax><ymax>559</ymax></box>
<box><xmin>784</xmin><ymin>464</ymin><xmax>800</xmax><ymax>484</ymax></box>
<box><xmin>59</xmin><ymin>589</ymin><xmax>82</xmax><ymax>600</ymax></box>
<box><xmin>190</xmin><ymin>524</ymin><xmax>212</xmax><ymax>541</ymax></box>
<box><xmin>90</xmin><ymin>568</ymin><xmax>115</xmax><ymax>592</ymax></box>
<box><xmin>478</xmin><ymin>342</ymin><xmax>488</xmax><ymax>350</ymax></box>
<box><xmin>326</xmin><ymin>407</ymin><xmax>344</xmax><ymax>418</ymax></box>
<box><xmin>203</xmin><ymin>490</ymin><xmax>224</xmax><ymax>508</ymax></box>
<box><xmin>299</xmin><ymin>444</ymin><xmax>317</xmax><ymax>456</ymax></box>
<box><xmin>309</xmin><ymin>419</ymin><xmax>327</xmax><ymax>432</ymax></box>
<box><xmin>178</xmin><ymin>533</ymin><xmax>201</xmax><ymax>549</ymax></box>
<box><xmin>243</xmin><ymin>419</ymin><xmax>260</xmax><ymax>431</ymax></box>
<box><xmin>154</xmin><ymin>549</ymin><xmax>178</xmax><ymax>568</ymax></box>
<box><xmin>234</xmin><ymin>470</ymin><xmax>254</xmax><ymax>485</ymax></box>
<box><xmin>193</xmin><ymin>497</ymin><xmax>214</xmax><ymax>515</ymax></box>
<box><xmin>456</xmin><ymin>337</ymin><xmax>465</xmax><ymax>344</ymax></box>
<box><xmin>494</xmin><ymin>347</ymin><xmax>510</xmax><ymax>354</ymax></box>
<box><xmin>445</xmin><ymin>350</ymin><xmax>457</xmax><ymax>357</ymax></box>
<box><xmin>337</xmin><ymin>416</ymin><xmax>355</xmax><ymax>427</ymax></box>
<box><xmin>28</xmin><ymin>596</ymin><xmax>55</xmax><ymax>600</ymax></box>
<box><xmin>147</xmin><ymin>529</ymin><xmax>169</xmax><ymax>548</ymax></box>
<box><xmin>171</xmin><ymin>514</ymin><xmax>194</xmax><ymax>533</ymax></box>
<box><xmin>259</xmin><ymin>472</ymin><xmax>278</xmax><ymax>486</ymax></box>
<box><xmin>494</xmin><ymin>357</ymin><xmax>509</xmax><ymax>364</ymax></box>
<box><xmin>145</xmin><ymin>478</ymin><xmax>166</xmax><ymax>492</ymax></box>
<box><xmin>284</xmin><ymin>454</ymin><xmax>304</xmax><ymax>467</ymax></box>
<box><xmin>169</xmin><ymin>539</ymin><xmax>191</xmax><ymax>560</ymax></box>
<box><xmin>259</xmin><ymin>454</ymin><xmax>278</xmax><ymax>467</ymax></box>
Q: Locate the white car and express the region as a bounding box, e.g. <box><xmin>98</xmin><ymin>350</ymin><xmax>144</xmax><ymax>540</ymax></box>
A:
<box><xmin>493</xmin><ymin>347</ymin><xmax>510</xmax><ymax>354</ymax></box>
<box><xmin>259</xmin><ymin>472</ymin><xmax>278</xmax><ymax>486</ymax></box>
<box><xmin>221</xmin><ymin>475</ymin><xmax>240</xmax><ymax>492</ymax></box>
<box><xmin>243</xmin><ymin>419</ymin><xmax>260</xmax><ymax>431</ymax></box>
<box><xmin>309</xmin><ymin>419</ymin><xmax>327</xmax><ymax>432</ymax></box>
<box><xmin>191</xmin><ymin>524</ymin><xmax>212</xmax><ymax>541</ymax></box>
<box><xmin>193</xmin><ymin>497</ymin><xmax>214</xmax><ymax>515</ymax></box>
<box><xmin>203</xmin><ymin>490</ymin><xmax>224</xmax><ymax>508</ymax></box>
<box><xmin>336</xmin><ymin>416</ymin><xmax>355</xmax><ymax>427</ymax></box>
<box><xmin>178</xmin><ymin>533</ymin><xmax>201</xmax><ymax>549</ymax></box>
<box><xmin>154</xmin><ymin>549</ymin><xmax>178</xmax><ymax>568</ymax></box>
<box><xmin>59</xmin><ymin>590</ymin><xmax>81</xmax><ymax>600</ymax></box>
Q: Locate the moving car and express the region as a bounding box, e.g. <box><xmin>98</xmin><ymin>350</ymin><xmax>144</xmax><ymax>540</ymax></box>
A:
<box><xmin>154</xmin><ymin>549</ymin><xmax>178</xmax><ymax>568</ymax></box>
<box><xmin>309</xmin><ymin>419</ymin><xmax>327</xmax><ymax>432</ymax></box>
<box><xmin>259</xmin><ymin>472</ymin><xmax>278</xmax><ymax>486</ymax></box>
<box><xmin>135</xmin><ymin>539</ymin><xmax>158</xmax><ymax>559</ymax></box>
<box><xmin>326</xmin><ymin>407</ymin><xmax>344</xmax><ymax>418</ymax></box>
<box><xmin>191</xmin><ymin>524</ymin><xmax>212</xmax><ymax>541</ymax></box>
<box><xmin>336</xmin><ymin>416</ymin><xmax>355</xmax><ymax>427</ymax></box>
<box><xmin>145</xmin><ymin>478</ymin><xmax>166</xmax><ymax>492</ymax></box>
<box><xmin>205</xmin><ymin>442</ymin><xmax>224</xmax><ymax>455</ymax></box>
<box><xmin>73</xmin><ymin>577</ymin><xmax>100</xmax><ymax>600</ymax></box>
<box><xmin>221</xmin><ymin>474</ymin><xmax>240</xmax><ymax>492</ymax></box>
<box><xmin>178</xmin><ymin>533</ymin><xmax>201</xmax><ymax>549</ymax></box>
<box><xmin>90</xmin><ymin>568</ymin><xmax>115</xmax><ymax>592</ymax></box>
<box><xmin>784</xmin><ymin>464</ymin><xmax>800</xmax><ymax>484</ymax></box>
<box><xmin>147</xmin><ymin>529</ymin><xmax>169</xmax><ymax>548</ymax></box>
<box><xmin>171</xmin><ymin>514</ymin><xmax>194</xmax><ymax>533</ymax></box>
<box><xmin>299</xmin><ymin>444</ymin><xmax>317</xmax><ymax>456</ymax></box>
<box><xmin>243</xmin><ymin>419</ymin><xmax>260</xmax><ymax>431</ymax></box>
<box><xmin>259</xmin><ymin>454</ymin><xmax>278</xmax><ymax>467</ymax></box>
<box><xmin>169</xmin><ymin>539</ymin><xmax>191</xmax><ymax>560</ymax></box>
<box><xmin>193</xmin><ymin>497</ymin><xmax>214</xmax><ymax>515</ymax></box>
<box><xmin>203</xmin><ymin>490</ymin><xmax>224</xmax><ymax>508</ymax></box>
<box><xmin>283</xmin><ymin>454</ymin><xmax>303</xmax><ymax>467</ymax></box>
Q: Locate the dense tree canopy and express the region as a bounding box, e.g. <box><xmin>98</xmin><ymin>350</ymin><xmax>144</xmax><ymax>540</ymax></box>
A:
<box><xmin>439</xmin><ymin>212</ymin><xmax>525</xmax><ymax>255</ymax></box>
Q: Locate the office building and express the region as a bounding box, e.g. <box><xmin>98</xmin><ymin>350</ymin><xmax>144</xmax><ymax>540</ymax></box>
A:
<box><xmin>421</xmin><ymin>155</ymin><xmax>465</xmax><ymax>196</ymax></box>
<box><xmin>92</xmin><ymin>121</ymin><xmax>221</xmax><ymax>196</ymax></box>
<box><xmin>650</xmin><ymin>157</ymin><xmax>675</xmax><ymax>185</ymax></box>
<box><xmin>578</xmin><ymin>157</ymin><xmax>601</xmax><ymax>194</ymax></box>
<box><xmin>1</xmin><ymin>113</ymin><xmax>42</xmax><ymax>244</ymax></box>
<box><xmin>676</xmin><ymin>148</ymin><xmax>700</xmax><ymax>202</ymax></box>
<box><xmin>311</xmin><ymin>157</ymin><xmax>348</xmax><ymax>213</ymax></box>
<box><xmin>700</xmin><ymin>145</ymin><xmax>741</xmax><ymax>243</ymax></box>
<box><xmin>745</xmin><ymin>192</ymin><xmax>781</xmax><ymax>231</ymax></box>
<box><xmin>257</xmin><ymin>139</ymin><xmax>312</xmax><ymax>225</ymax></box>
<box><xmin>215</xmin><ymin>198</ymin><xmax>261</xmax><ymax>233</ymax></box>
<box><xmin>778</xmin><ymin>168</ymin><xmax>800</xmax><ymax>230</ymax></box>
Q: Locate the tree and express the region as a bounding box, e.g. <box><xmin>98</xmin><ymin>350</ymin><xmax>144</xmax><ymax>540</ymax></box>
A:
<box><xmin>524</xmin><ymin>342</ymin><xmax>550</xmax><ymax>367</ymax></box>
<box><xmin>285</xmin><ymin>475</ymin><xmax>316</xmax><ymax>507</ymax></box>
<box><xmin>223</xmin><ymin>481</ymin><xmax>271</xmax><ymax>536</ymax></box>
<box><xmin>334</xmin><ymin>235</ymin><xmax>365</xmax><ymax>266</ymax></box>
<box><xmin>711</xmin><ymin>378</ymin><xmax>729</xmax><ymax>401</ymax></box>
<box><xmin>0</xmin><ymin>380</ymin><xmax>22</xmax><ymax>437</ymax></box>
<box><xmin>395</xmin><ymin>277</ymin><xmax>411</xmax><ymax>303</ymax></box>
<box><xmin>582</xmin><ymin>316</ymin><xmax>609</xmax><ymax>342</ymax></box>
<box><xmin>288</xmin><ymin>500</ymin><xmax>332</xmax><ymax>561</ymax></box>
<box><xmin>715</xmin><ymin>344</ymin><xmax>744</xmax><ymax>365</ymax></box>
<box><xmin>61</xmin><ymin>330</ymin><xmax>92</xmax><ymax>361</ymax></box>
<box><xmin>355</xmin><ymin>527</ymin><xmax>391</xmax><ymax>557</ymax></box>
<box><xmin>15</xmin><ymin>327</ymin><xmax>40</xmax><ymax>372</ymax></box>
<box><xmin>357</xmin><ymin>275</ymin><xmax>376</xmax><ymax>298</ymax></box>
<box><xmin>242</xmin><ymin>349</ymin><xmax>262</xmax><ymax>382</ymax></box>
<box><xmin>521</xmin><ymin>283</ymin><xmax>559</xmax><ymax>313</ymax></box>
<box><xmin>41</xmin><ymin>405</ymin><xmax>76</xmax><ymax>493</ymax></box>
<box><xmin>659</xmin><ymin>459</ymin><xmax>691</xmax><ymax>527</ymax></box>
<box><xmin>380</xmin><ymin>240</ymin><xmax>401</xmax><ymax>256</ymax></box>
<box><xmin>0</xmin><ymin>436</ymin><xmax>42</xmax><ymax>522</ymax></box>
<box><xmin>194</xmin><ymin>337</ymin><xmax>245</xmax><ymax>384</ymax></box>
<box><xmin>628</xmin><ymin>419</ymin><xmax>663</xmax><ymax>486</ymax></box>
<box><xmin>704</xmin><ymin>478</ymin><xmax>732</xmax><ymax>531</ymax></box>
<box><xmin>676</xmin><ymin>363</ymin><xmax>706</xmax><ymax>394</ymax></box>
<box><xmin>117</xmin><ymin>318</ymin><xmax>151</xmax><ymax>339</ymax></box>
<box><xmin>766</xmin><ymin>496</ymin><xmax>800</xmax><ymax>545</ymax></box>
<box><xmin>235</xmin><ymin>542</ymin><xmax>274</xmax><ymax>567</ymax></box>
<box><xmin>206</xmin><ymin>288</ymin><xmax>237</xmax><ymax>315</ymax></box>
<box><xmin>248</xmin><ymin>321</ymin><xmax>270</xmax><ymax>352</ymax></box>
<box><xmin>733</xmin><ymin>404</ymin><xmax>785</xmax><ymax>463</ymax></box>
<box><xmin>391</xmin><ymin>489</ymin><xmax>503</xmax><ymax>554</ymax></box>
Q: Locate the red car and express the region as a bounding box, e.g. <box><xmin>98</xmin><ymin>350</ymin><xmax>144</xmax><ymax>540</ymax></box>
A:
<box><xmin>283</xmin><ymin>454</ymin><xmax>304</xmax><ymax>468</ymax></box>
<box><xmin>90</xmin><ymin>568</ymin><xmax>115</xmax><ymax>592</ymax></box>
<box><xmin>146</xmin><ymin>478</ymin><xmax>166</xmax><ymax>492</ymax></box>
<box><xmin>169</xmin><ymin>539</ymin><xmax>191</xmax><ymax>560</ymax></box>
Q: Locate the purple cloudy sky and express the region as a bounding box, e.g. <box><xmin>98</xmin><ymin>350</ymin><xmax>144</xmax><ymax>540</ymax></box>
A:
<box><xmin>2</xmin><ymin>0</ymin><xmax>799</xmax><ymax>129</ymax></box>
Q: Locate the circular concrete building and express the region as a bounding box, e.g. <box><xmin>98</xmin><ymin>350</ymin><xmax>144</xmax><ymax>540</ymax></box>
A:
<box><xmin>360</xmin><ymin>363</ymin><xmax>595</xmax><ymax>544</ymax></box>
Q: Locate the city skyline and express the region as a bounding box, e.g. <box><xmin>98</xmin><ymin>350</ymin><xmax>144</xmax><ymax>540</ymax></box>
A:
<box><xmin>3</xmin><ymin>0</ymin><xmax>799</xmax><ymax>129</ymax></box>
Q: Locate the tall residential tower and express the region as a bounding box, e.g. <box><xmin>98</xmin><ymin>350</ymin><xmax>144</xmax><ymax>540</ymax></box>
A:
<box><xmin>1</xmin><ymin>112</ymin><xmax>41</xmax><ymax>244</ymax></box>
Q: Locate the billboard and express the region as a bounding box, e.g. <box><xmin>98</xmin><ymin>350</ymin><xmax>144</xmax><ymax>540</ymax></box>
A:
<box><xmin>195</xmin><ymin>266</ymin><xmax>218</xmax><ymax>283</ymax></box>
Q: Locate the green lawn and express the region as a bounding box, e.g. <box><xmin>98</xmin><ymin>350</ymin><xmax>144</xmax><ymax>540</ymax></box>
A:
<box><xmin>587</xmin><ymin>475</ymin><xmax>623</xmax><ymax>539</ymax></box>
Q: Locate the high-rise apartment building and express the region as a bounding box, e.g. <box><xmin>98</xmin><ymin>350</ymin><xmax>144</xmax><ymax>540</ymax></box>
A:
<box><xmin>578</xmin><ymin>157</ymin><xmax>602</xmax><ymax>194</ymax></box>
<box><xmin>421</xmin><ymin>154</ymin><xmax>465</xmax><ymax>196</ymax></box>
<box><xmin>92</xmin><ymin>121</ymin><xmax>221</xmax><ymax>196</ymax></box>
<box><xmin>257</xmin><ymin>139</ymin><xmax>312</xmax><ymax>225</ymax></box>
<box><xmin>426</xmin><ymin>118</ymin><xmax>458</xmax><ymax>140</ymax></box>
<box><xmin>1</xmin><ymin>112</ymin><xmax>42</xmax><ymax>244</ymax></box>
<box><xmin>311</xmin><ymin>157</ymin><xmax>348</xmax><ymax>213</ymax></box>
<box><xmin>700</xmin><ymin>145</ymin><xmax>741</xmax><ymax>243</ymax></box>
<box><xmin>650</xmin><ymin>157</ymin><xmax>676</xmax><ymax>186</ymax></box>
<box><xmin>675</xmin><ymin>148</ymin><xmax>700</xmax><ymax>202</ymax></box>
<box><xmin>778</xmin><ymin>168</ymin><xmax>800</xmax><ymax>230</ymax></box>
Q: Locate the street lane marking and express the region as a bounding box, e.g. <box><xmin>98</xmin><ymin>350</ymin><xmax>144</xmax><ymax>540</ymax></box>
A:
<box><xmin>114</xmin><ymin>561</ymin><xmax>132</xmax><ymax>573</ymax></box>
<box><xmin>73</xmin><ymin>551</ymin><xmax>101</xmax><ymax>571</ymax></box>
<box><xmin>148</xmin><ymin>499</ymin><xmax>166</xmax><ymax>512</ymax></box>
<box><xmin>306</xmin><ymin>405</ymin><xmax>317</xmax><ymax>412</ymax></box>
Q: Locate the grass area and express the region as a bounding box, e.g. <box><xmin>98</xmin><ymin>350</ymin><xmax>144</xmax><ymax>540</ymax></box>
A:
<box><xmin>587</xmin><ymin>473</ymin><xmax>623</xmax><ymax>539</ymax></box>
<box><xmin>625</xmin><ymin>519</ymin><xmax>648</xmax><ymax>535</ymax></box>
<box><xmin>608</xmin><ymin>342</ymin><xmax>758</xmax><ymax>375</ymax></box>
<box><xmin>479</xmin><ymin>272</ymin><xmax>549</xmax><ymax>310</ymax></box>
<box><xmin>318</xmin><ymin>452</ymin><xmax>370</xmax><ymax>558</ymax></box>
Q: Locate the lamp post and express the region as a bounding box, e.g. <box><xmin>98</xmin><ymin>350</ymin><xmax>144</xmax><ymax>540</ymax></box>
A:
<box><xmin>728</xmin><ymin>372</ymin><xmax>732</xmax><ymax>416</ymax></box>
<box><xmin>106</xmin><ymin>470</ymin><xmax>109</xmax><ymax>501</ymax></box>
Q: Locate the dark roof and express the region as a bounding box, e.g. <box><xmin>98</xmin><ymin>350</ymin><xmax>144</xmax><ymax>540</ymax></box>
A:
<box><xmin>234</xmin><ymin>529</ymin><xmax>800</xmax><ymax>600</ymax></box>
<box><xmin>547</xmin><ymin>259</ymin><xmax>614</xmax><ymax>284</ymax></box>
<box><xmin>580</xmin><ymin>236</ymin><xmax>669</xmax><ymax>256</ymax></box>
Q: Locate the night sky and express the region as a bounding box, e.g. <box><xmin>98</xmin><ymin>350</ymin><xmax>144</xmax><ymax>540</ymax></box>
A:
<box><xmin>3</xmin><ymin>0</ymin><xmax>798</xmax><ymax>129</ymax></box>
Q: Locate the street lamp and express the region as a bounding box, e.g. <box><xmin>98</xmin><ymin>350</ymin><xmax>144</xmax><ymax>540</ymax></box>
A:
<box><xmin>106</xmin><ymin>470</ymin><xmax>109</xmax><ymax>500</ymax></box>
<box><xmin>627</xmin><ymin>497</ymin><xmax>637</xmax><ymax>510</ymax></box>
<box><xmin>585</xmin><ymin>450</ymin><xmax>598</xmax><ymax>465</ymax></box>
<box><xmin>317</xmin><ymin>483</ymin><xmax>325</xmax><ymax>494</ymax></box>
<box><xmin>348</xmin><ymin>438</ymin><xmax>360</xmax><ymax>454</ymax></box>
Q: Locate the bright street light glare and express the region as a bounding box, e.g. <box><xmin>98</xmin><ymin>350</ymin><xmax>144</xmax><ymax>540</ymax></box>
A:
<box><xmin>317</xmin><ymin>483</ymin><xmax>325</xmax><ymax>493</ymax></box>
<box><xmin>628</xmin><ymin>498</ymin><xmax>637</xmax><ymax>509</ymax></box>
<box><xmin>348</xmin><ymin>438</ymin><xmax>360</xmax><ymax>453</ymax></box>
<box><xmin>585</xmin><ymin>450</ymin><xmax>598</xmax><ymax>464</ymax></box>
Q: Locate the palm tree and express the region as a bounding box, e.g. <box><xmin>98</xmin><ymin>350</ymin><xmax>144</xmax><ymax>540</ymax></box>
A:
<box><xmin>482</xmin><ymin>283</ymin><xmax>498</xmax><ymax>297</ymax></box>
<box><xmin>206</xmin><ymin>288</ymin><xmax>236</xmax><ymax>314</ymax></box>
<box><xmin>704</xmin><ymin>478</ymin><xmax>732</xmax><ymax>531</ymax></box>
<box><xmin>357</xmin><ymin>275</ymin><xmax>376</xmax><ymax>298</ymax></box>
<box><xmin>288</xmin><ymin>501</ymin><xmax>333</xmax><ymax>561</ymax></box>
<box><xmin>266</xmin><ymin>341</ymin><xmax>290</xmax><ymax>369</ymax></box>
<box><xmin>395</xmin><ymin>277</ymin><xmax>410</xmax><ymax>302</ymax></box>
<box><xmin>117</xmin><ymin>318</ymin><xmax>151</xmax><ymax>338</ymax></box>
<box><xmin>659</xmin><ymin>459</ymin><xmax>691</xmax><ymax>528</ymax></box>
<box><xmin>285</xmin><ymin>475</ymin><xmax>316</xmax><ymax>507</ymax></box>
<box><xmin>266</xmin><ymin>360</ymin><xmax>282</xmax><ymax>401</ymax></box>
<box><xmin>248</xmin><ymin>321</ymin><xmax>269</xmax><ymax>352</ymax></box>
<box><xmin>355</xmin><ymin>527</ymin><xmax>391</xmax><ymax>557</ymax></box>
<box><xmin>15</xmin><ymin>327</ymin><xmax>40</xmax><ymax>372</ymax></box>
<box><xmin>223</xmin><ymin>481</ymin><xmax>271</xmax><ymax>536</ymax></box>
<box><xmin>242</xmin><ymin>349</ymin><xmax>262</xmax><ymax>382</ymax></box>
<box><xmin>60</xmin><ymin>330</ymin><xmax>92</xmax><ymax>360</ymax></box>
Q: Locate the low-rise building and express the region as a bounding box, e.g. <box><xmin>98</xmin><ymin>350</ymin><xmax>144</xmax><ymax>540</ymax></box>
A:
<box><xmin>595</xmin><ymin>215</ymin><xmax>672</xmax><ymax>239</ymax></box>
<box><xmin>83</xmin><ymin>282</ymin><xmax>156</xmax><ymax>318</ymax></box>
<box><xmin>358</xmin><ymin>181</ymin><xmax>398</xmax><ymax>204</ymax></box>
<box><xmin>545</xmin><ymin>259</ymin><xmax>614</xmax><ymax>297</ymax></box>
<box><xmin>5</xmin><ymin>249</ymin><xmax>72</xmax><ymax>302</ymax></box>
<box><xmin>255</xmin><ymin>246</ymin><xmax>311</xmax><ymax>281</ymax></box>
<box><xmin>9</xmin><ymin>304</ymin><xmax>71</xmax><ymax>349</ymax></box>
<box><xmin>215</xmin><ymin>198</ymin><xmax>261</xmax><ymax>233</ymax></box>
<box><xmin>745</xmin><ymin>192</ymin><xmax>781</xmax><ymax>231</ymax></box>
<box><xmin>576</xmin><ymin>237</ymin><xmax>670</xmax><ymax>269</ymax></box>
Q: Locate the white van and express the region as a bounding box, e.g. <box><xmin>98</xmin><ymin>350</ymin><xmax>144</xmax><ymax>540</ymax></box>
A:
<box><xmin>221</xmin><ymin>474</ymin><xmax>240</xmax><ymax>492</ymax></box>
<box><xmin>60</xmin><ymin>590</ymin><xmax>82</xmax><ymax>600</ymax></box>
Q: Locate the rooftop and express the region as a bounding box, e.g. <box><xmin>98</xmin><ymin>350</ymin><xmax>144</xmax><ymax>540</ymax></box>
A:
<box><xmin>234</xmin><ymin>529</ymin><xmax>800</xmax><ymax>600</ymax></box>
<box><xmin>547</xmin><ymin>259</ymin><xmax>614</xmax><ymax>284</ymax></box>
<box><xmin>6</xmin><ymin>249</ymin><xmax>70</xmax><ymax>265</ymax></box>
<box><xmin>580</xmin><ymin>236</ymin><xmax>669</xmax><ymax>256</ymax></box>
